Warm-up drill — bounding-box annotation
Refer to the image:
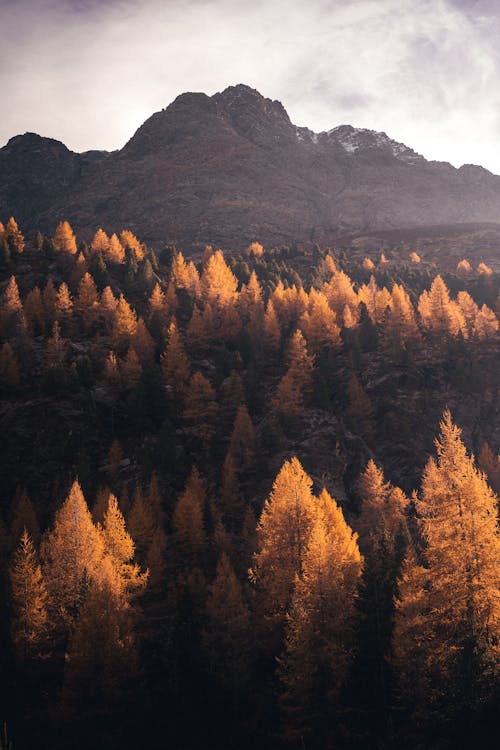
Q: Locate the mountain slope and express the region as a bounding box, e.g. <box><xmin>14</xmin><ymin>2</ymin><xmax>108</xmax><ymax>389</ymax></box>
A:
<box><xmin>2</xmin><ymin>84</ymin><xmax>500</xmax><ymax>248</ymax></box>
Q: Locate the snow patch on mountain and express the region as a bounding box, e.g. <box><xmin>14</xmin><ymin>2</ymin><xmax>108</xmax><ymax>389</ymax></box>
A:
<box><xmin>328</xmin><ymin>124</ymin><xmax>424</xmax><ymax>163</ymax></box>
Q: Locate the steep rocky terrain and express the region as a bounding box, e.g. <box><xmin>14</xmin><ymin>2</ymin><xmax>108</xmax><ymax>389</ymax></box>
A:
<box><xmin>2</xmin><ymin>84</ymin><xmax>500</xmax><ymax>248</ymax></box>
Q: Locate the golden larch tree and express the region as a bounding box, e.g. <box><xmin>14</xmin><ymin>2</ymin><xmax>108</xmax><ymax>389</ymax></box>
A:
<box><xmin>246</xmin><ymin>241</ymin><xmax>264</xmax><ymax>258</ymax></box>
<box><xmin>3</xmin><ymin>276</ymin><xmax>22</xmax><ymax>315</ymax></box>
<box><xmin>53</xmin><ymin>221</ymin><xmax>77</xmax><ymax>254</ymax></box>
<box><xmin>393</xmin><ymin>411</ymin><xmax>500</xmax><ymax>720</ymax></box>
<box><xmin>41</xmin><ymin>480</ymin><xmax>104</xmax><ymax>626</ymax></box>
<box><xmin>75</xmin><ymin>272</ymin><xmax>99</xmax><ymax>330</ymax></box>
<box><xmin>161</xmin><ymin>318</ymin><xmax>191</xmax><ymax>400</ymax></box>
<box><xmin>323</xmin><ymin>270</ymin><xmax>359</xmax><ymax>326</ymax></box>
<box><xmin>456</xmin><ymin>291</ymin><xmax>479</xmax><ymax>337</ymax></box>
<box><xmin>148</xmin><ymin>282</ymin><xmax>167</xmax><ymax>318</ymax></box>
<box><xmin>10</xmin><ymin>528</ymin><xmax>48</xmax><ymax>656</ymax></box>
<box><xmin>106</xmin><ymin>233</ymin><xmax>125</xmax><ymax>264</ymax></box>
<box><xmin>457</xmin><ymin>259</ymin><xmax>472</xmax><ymax>276</ymax></box>
<box><xmin>200</xmin><ymin>249</ymin><xmax>238</xmax><ymax>308</ymax></box>
<box><xmin>474</xmin><ymin>304</ymin><xmax>499</xmax><ymax>339</ymax></box>
<box><xmin>5</xmin><ymin>217</ymin><xmax>25</xmax><ymax>254</ymax></box>
<box><xmin>99</xmin><ymin>493</ymin><xmax>147</xmax><ymax>601</ymax></box>
<box><xmin>170</xmin><ymin>251</ymin><xmax>190</xmax><ymax>289</ymax></box>
<box><xmin>299</xmin><ymin>290</ymin><xmax>341</xmax><ymax>353</ymax></box>
<box><xmin>263</xmin><ymin>299</ymin><xmax>281</xmax><ymax>354</ymax></box>
<box><xmin>55</xmin><ymin>282</ymin><xmax>73</xmax><ymax>322</ymax></box>
<box><xmin>90</xmin><ymin>228</ymin><xmax>110</xmax><ymax>255</ymax></box>
<box><xmin>250</xmin><ymin>457</ymin><xmax>317</xmax><ymax>632</ymax></box>
<box><xmin>280</xmin><ymin>492</ymin><xmax>363</xmax><ymax>742</ymax></box>
<box><xmin>477</xmin><ymin>261</ymin><xmax>492</xmax><ymax>276</ymax></box>
<box><xmin>131</xmin><ymin>317</ymin><xmax>155</xmax><ymax>366</ymax></box>
<box><xmin>119</xmin><ymin>229</ymin><xmax>144</xmax><ymax>261</ymax></box>
<box><xmin>98</xmin><ymin>285</ymin><xmax>117</xmax><ymax>330</ymax></box>
<box><xmin>112</xmin><ymin>294</ymin><xmax>138</xmax><ymax>346</ymax></box>
<box><xmin>383</xmin><ymin>284</ymin><xmax>419</xmax><ymax>347</ymax></box>
<box><xmin>274</xmin><ymin>330</ymin><xmax>314</xmax><ymax>416</ymax></box>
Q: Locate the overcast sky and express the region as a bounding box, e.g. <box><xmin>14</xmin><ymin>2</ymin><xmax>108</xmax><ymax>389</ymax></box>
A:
<box><xmin>1</xmin><ymin>0</ymin><xmax>500</xmax><ymax>172</ymax></box>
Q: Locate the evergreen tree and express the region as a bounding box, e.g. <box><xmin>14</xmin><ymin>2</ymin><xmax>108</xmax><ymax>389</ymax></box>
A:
<box><xmin>0</xmin><ymin>343</ymin><xmax>20</xmax><ymax>387</ymax></box>
<box><xmin>23</xmin><ymin>287</ymin><xmax>45</xmax><ymax>335</ymax></box>
<box><xmin>62</xmin><ymin>583</ymin><xmax>140</xmax><ymax>714</ymax></box>
<box><xmin>182</xmin><ymin>372</ymin><xmax>219</xmax><ymax>447</ymax></box>
<box><xmin>202</xmin><ymin>552</ymin><xmax>251</xmax><ymax>689</ymax></box>
<box><xmin>172</xmin><ymin>467</ymin><xmax>207</xmax><ymax>571</ymax></box>
<box><xmin>126</xmin><ymin>489</ymin><xmax>156</xmax><ymax>566</ymax></box>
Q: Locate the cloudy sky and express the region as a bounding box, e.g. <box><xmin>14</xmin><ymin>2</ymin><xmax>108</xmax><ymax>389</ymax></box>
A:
<box><xmin>1</xmin><ymin>0</ymin><xmax>500</xmax><ymax>172</ymax></box>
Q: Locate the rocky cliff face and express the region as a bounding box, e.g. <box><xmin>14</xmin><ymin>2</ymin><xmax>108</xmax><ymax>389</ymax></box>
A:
<box><xmin>2</xmin><ymin>84</ymin><xmax>500</xmax><ymax>248</ymax></box>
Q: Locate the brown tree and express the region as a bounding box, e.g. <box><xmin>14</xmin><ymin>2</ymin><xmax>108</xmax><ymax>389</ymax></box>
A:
<box><xmin>112</xmin><ymin>294</ymin><xmax>138</xmax><ymax>346</ymax></box>
<box><xmin>53</xmin><ymin>221</ymin><xmax>77</xmax><ymax>254</ymax></box>
<box><xmin>274</xmin><ymin>330</ymin><xmax>314</xmax><ymax>416</ymax></box>
<box><xmin>90</xmin><ymin>228</ymin><xmax>110</xmax><ymax>255</ymax></box>
<box><xmin>41</xmin><ymin>480</ymin><xmax>104</xmax><ymax>626</ymax></box>
<box><xmin>10</xmin><ymin>529</ymin><xmax>48</xmax><ymax>656</ymax></box>
<box><xmin>75</xmin><ymin>272</ymin><xmax>99</xmax><ymax>330</ymax></box>
<box><xmin>280</xmin><ymin>493</ymin><xmax>363</xmax><ymax>742</ymax></box>
<box><xmin>172</xmin><ymin>467</ymin><xmax>207</xmax><ymax>570</ymax></box>
<box><xmin>202</xmin><ymin>552</ymin><xmax>251</xmax><ymax>689</ymax></box>
<box><xmin>0</xmin><ymin>342</ymin><xmax>20</xmax><ymax>387</ymax></box>
<box><xmin>5</xmin><ymin>217</ymin><xmax>25</xmax><ymax>254</ymax></box>
<box><xmin>250</xmin><ymin>457</ymin><xmax>317</xmax><ymax>635</ymax></box>
<box><xmin>182</xmin><ymin>371</ymin><xmax>219</xmax><ymax>447</ymax></box>
<box><xmin>161</xmin><ymin>319</ymin><xmax>191</xmax><ymax>401</ymax></box>
<box><xmin>392</xmin><ymin>411</ymin><xmax>500</xmax><ymax>721</ymax></box>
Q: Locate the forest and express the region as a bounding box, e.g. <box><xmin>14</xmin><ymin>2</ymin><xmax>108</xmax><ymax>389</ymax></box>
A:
<box><xmin>0</xmin><ymin>217</ymin><xmax>499</xmax><ymax>750</ymax></box>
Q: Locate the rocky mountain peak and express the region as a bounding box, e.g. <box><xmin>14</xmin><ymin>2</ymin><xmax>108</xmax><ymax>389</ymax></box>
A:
<box><xmin>325</xmin><ymin>124</ymin><xmax>424</xmax><ymax>163</ymax></box>
<box><xmin>213</xmin><ymin>84</ymin><xmax>294</xmax><ymax>144</ymax></box>
<box><xmin>2</xmin><ymin>83</ymin><xmax>500</xmax><ymax>247</ymax></box>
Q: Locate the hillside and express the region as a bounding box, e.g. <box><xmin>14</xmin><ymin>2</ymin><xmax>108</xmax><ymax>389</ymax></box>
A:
<box><xmin>2</xmin><ymin>84</ymin><xmax>500</xmax><ymax>248</ymax></box>
<box><xmin>0</xmin><ymin>219</ymin><xmax>499</xmax><ymax>750</ymax></box>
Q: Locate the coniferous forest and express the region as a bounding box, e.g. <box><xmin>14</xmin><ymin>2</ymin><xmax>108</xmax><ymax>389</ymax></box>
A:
<box><xmin>0</xmin><ymin>219</ymin><xmax>499</xmax><ymax>749</ymax></box>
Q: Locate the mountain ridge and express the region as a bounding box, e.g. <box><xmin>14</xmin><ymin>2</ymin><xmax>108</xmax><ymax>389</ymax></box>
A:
<box><xmin>2</xmin><ymin>83</ymin><xmax>500</xmax><ymax>248</ymax></box>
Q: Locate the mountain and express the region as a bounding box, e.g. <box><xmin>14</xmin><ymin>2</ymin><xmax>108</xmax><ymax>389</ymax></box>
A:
<box><xmin>2</xmin><ymin>84</ymin><xmax>500</xmax><ymax>249</ymax></box>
